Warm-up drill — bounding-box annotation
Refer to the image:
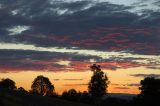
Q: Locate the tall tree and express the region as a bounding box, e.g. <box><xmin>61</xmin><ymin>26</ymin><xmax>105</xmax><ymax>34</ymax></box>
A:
<box><xmin>88</xmin><ymin>64</ymin><xmax>109</xmax><ymax>97</ymax></box>
<box><xmin>31</xmin><ymin>75</ymin><xmax>54</xmax><ymax>96</ymax></box>
<box><xmin>0</xmin><ymin>78</ymin><xmax>16</xmax><ymax>90</ymax></box>
<box><xmin>137</xmin><ymin>77</ymin><xmax>160</xmax><ymax>105</ymax></box>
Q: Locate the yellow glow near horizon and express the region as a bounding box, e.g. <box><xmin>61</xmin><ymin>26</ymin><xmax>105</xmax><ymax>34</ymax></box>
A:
<box><xmin>0</xmin><ymin>67</ymin><xmax>159</xmax><ymax>94</ymax></box>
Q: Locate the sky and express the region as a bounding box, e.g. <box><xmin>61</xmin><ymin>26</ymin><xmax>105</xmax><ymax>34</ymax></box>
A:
<box><xmin>0</xmin><ymin>0</ymin><xmax>160</xmax><ymax>94</ymax></box>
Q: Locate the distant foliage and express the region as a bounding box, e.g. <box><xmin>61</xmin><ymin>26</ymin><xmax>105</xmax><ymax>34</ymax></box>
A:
<box><xmin>137</xmin><ymin>77</ymin><xmax>160</xmax><ymax>105</ymax></box>
<box><xmin>31</xmin><ymin>75</ymin><xmax>54</xmax><ymax>96</ymax></box>
<box><xmin>61</xmin><ymin>89</ymin><xmax>94</xmax><ymax>104</ymax></box>
<box><xmin>61</xmin><ymin>89</ymin><xmax>78</xmax><ymax>101</ymax></box>
<box><xmin>17</xmin><ymin>87</ymin><xmax>28</xmax><ymax>93</ymax></box>
<box><xmin>0</xmin><ymin>78</ymin><xmax>16</xmax><ymax>90</ymax></box>
<box><xmin>88</xmin><ymin>64</ymin><xmax>109</xmax><ymax>97</ymax></box>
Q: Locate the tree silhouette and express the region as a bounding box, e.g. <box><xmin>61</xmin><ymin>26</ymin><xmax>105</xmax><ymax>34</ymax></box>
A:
<box><xmin>67</xmin><ymin>89</ymin><xmax>77</xmax><ymax>97</ymax></box>
<box><xmin>31</xmin><ymin>75</ymin><xmax>54</xmax><ymax>96</ymax></box>
<box><xmin>61</xmin><ymin>89</ymin><xmax>78</xmax><ymax>101</ymax></box>
<box><xmin>17</xmin><ymin>87</ymin><xmax>28</xmax><ymax>93</ymax></box>
<box><xmin>0</xmin><ymin>78</ymin><xmax>16</xmax><ymax>90</ymax></box>
<box><xmin>137</xmin><ymin>77</ymin><xmax>160</xmax><ymax>105</ymax></box>
<box><xmin>61</xmin><ymin>90</ymin><xmax>95</xmax><ymax>104</ymax></box>
<box><xmin>88</xmin><ymin>64</ymin><xmax>109</xmax><ymax>98</ymax></box>
<box><xmin>0</xmin><ymin>97</ymin><xmax>3</xmax><ymax>106</ymax></box>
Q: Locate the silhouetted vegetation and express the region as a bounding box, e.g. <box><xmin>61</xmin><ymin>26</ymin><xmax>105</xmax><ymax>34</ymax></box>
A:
<box><xmin>0</xmin><ymin>94</ymin><xmax>3</xmax><ymax>106</ymax></box>
<box><xmin>88</xmin><ymin>64</ymin><xmax>109</xmax><ymax>98</ymax></box>
<box><xmin>0</xmin><ymin>78</ymin><xmax>16</xmax><ymax>90</ymax></box>
<box><xmin>31</xmin><ymin>75</ymin><xmax>55</xmax><ymax>96</ymax></box>
<box><xmin>99</xmin><ymin>97</ymin><xmax>133</xmax><ymax>106</ymax></box>
<box><xmin>1</xmin><ymin>67</ymin><xmax>160</xmax><ymax>106</ymax></box>
<box><xmin>17</xmin><ymin>87</ymin><xmax>28</xmax><ymax>93</ymax></box>
<box><xmin>61</xmin><ymin>89</ymin><xmax>78</xmax><ymax>101</ymax></box>
<box><xmin>60</xmin><ymin>64</ymin><xmax>110</xmax><ymax>105</ymax></box>
<box><xmin>135</xmin><ymin>77</ymin><xmax>160</xmax><ymax>105</ymax></box>
<box><xmin>61</xmin><ymin>89</ymin><xmax>94</xmax><ymax>105</ymax></box>
<box><xmin>0</xmin><ymin>90</ymin><xmax>92</xmax><ymax>106</ymax></box>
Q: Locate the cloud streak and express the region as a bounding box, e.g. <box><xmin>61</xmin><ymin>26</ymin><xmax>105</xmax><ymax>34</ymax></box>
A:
<box><xmin>0</xmin><ymin>42</ymin><xmax>159</xmax><ymax>73</ymax></box>
<box><xmin>130</xmin><ymin>74</ymin><xmax>160</xmax><ymax>78</ymax></box>
<box><xmin>0</xmin><ymin>43</ymin><xmax>160</xmax><ymax>63</ymax></box>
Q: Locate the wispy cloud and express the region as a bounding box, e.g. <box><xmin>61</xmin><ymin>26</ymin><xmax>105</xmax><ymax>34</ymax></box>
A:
<box><xmin>64</xmin><ymin>83</ymin><xmax>87</xmax><ymax>86</ymax></box>
<box><xmin>0</xmin><ymin>43</ymin><xmax>159</xmax><ymax>63</ymax></box>
<box><xmin>63</xmin><ymin>79</ymin><xmax>83</xmax><ymax>80</ymax></box>
<box><xmin>0</xmin><ymin>43</ymin><xmax>159</xmax><ymax>72</ymax></box>
<box><xmin>130</xmin><ymin>74</ymin><xmax>160</xmax><ymax>78</ymax></box>
<box><xmin>7</xmin><ymin>26</ymin><xmax>31</xmax><ymax>35</ymax></box>
<box><xmin>114</xmin><ymin>87</ymin><xmax>130</xmax><ymax>89</ymax></box>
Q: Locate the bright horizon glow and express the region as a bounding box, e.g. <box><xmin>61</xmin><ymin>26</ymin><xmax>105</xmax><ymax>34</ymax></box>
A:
<box><xmin>0</xmin><ymin>67</ymin><xmax>159</xmax><ymax>94</ymax></box>
<box><xmin>0</xmin><ymin>0</ymin><xmax>159</xmax><ymax>96</ymax></box>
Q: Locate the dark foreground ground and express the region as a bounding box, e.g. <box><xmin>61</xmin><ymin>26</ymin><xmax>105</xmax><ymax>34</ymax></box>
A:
<box><xmin>0</xmin><ymin>91</ymin><xmax>94</xmax><ymax>106</ymax></box>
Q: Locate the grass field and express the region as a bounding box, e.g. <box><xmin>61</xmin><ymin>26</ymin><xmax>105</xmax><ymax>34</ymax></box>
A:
<box><xmin>0</xmin><ymin>91</ymin><xmax>94</xmax><ymax>106</ymax></box>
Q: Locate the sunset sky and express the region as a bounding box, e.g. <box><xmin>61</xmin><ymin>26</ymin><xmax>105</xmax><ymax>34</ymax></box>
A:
<box><xmin>0</xmin><ymin>0</ymin><xmax>160</xmax><ymax>94</ymax></box>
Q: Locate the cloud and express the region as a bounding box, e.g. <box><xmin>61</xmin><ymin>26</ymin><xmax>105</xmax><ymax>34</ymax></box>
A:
<box><xmin>0</xmin><ymin>43</ymin><xmax>160</xmax><ymax>62</ymax></box>
<box><xmin>146</xmin><ymin>66</ymin><xmax>160</xmax><ymax>70</ymax></box>
<box><xmin>112</xmin><ymin>83</ymin><xmax>140</xmax><ymax>87</ymax></box>
<box><xmin>0</xmin><ymin>49</ymin><xmax>97</xmax><ymax>72</ymax></box>
<box><xmin>114</xmin><ymin>87</ymin><xmax>130</xmax><ymax>89</ymax></box>
<box><xmin>0</xmin><ymin>0</ymin><xmax>159</xmax><ymax>53</ymax></box>
<box><xmin>63</xmin><ymin>79</ymin><xmax>83</xmax><ymax>80</ymax></box>
<box><xmin>64</xmin><ymin>83</ymin><xmax>87</xmax><ymax>86</ymax></box>
<box><xmin>56</xmin><ymin>60</ymin><xmax>71</xmax><ymax>66</ymax></box>
<box><xmin>7</xmin><ymin>25</ymin><xmax>31</xmax><ymax>35</ymax></box>
<box><xmin>127</xmin><ymin>84</ymin><xmax>140</xmax><ymax>87</ymax></box>
<box><xmin>0</xmin><ymin>0</ymin><xmax>159</xmax><ymax>73</ymax></box>
<box><xmin>53</xmin><ymin>79</ymin><xmax>60</xmax><ymax>81</ymax></box>
<box><xmin>0</xmin><ymin>42</ymin><xmax>159</xmax><ymax>73</ymax></box>
<box><xmin>130</xmin><ymin>74</ymin><xmax>160</xmax><ymax>78</ymax></box>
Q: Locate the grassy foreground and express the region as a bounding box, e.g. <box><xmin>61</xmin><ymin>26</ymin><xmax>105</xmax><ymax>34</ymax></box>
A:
<box><xmin>0</xmin><ymin>91</ymin><xmax>94</xmax><ymax>106</ymax></box>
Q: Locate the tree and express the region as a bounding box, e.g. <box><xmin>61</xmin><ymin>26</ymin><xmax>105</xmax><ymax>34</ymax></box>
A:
<box><xmin>31</xmin><ymin>75</ymin><xmax>54</xmax><ymax>96</ymax></box>
<box><xmin>137</xmin><ymin>77</ymin><xmax>160</xmax><ymax>105</ymax></box>
<box><xmin>17</xmin><ymin>87</ymin><xmax>28</xmax><ymax>93</ymax></box>
<box><xmin>88</xmin><ymin>64</ymin><xmax>109</xmax><ymax>97</ymax></box>
<box><xmin>61</xmin><ymin>89</ymin><xmax>78</xmax><ymax>101</ymax></box>
<box><xmin>67</xmin><ymin>89</ymin><xmax>77</xmax><ymax>97</ymax></box>
<box><xmin>79</xmin><ymin>91</ymin><xmax>94</xmax><ymax>104</ymax></box>
<box><xmin>0</xmin><ymin>78</ymin><xmax>16</xmax><ymax>90</ymax></box>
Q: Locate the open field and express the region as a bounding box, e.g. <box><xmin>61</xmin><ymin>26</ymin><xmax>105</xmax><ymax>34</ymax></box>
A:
<box><xmin>0</xmin><ymin>91</ymin><xmax>93</xmax><ymax>106</ymax></box>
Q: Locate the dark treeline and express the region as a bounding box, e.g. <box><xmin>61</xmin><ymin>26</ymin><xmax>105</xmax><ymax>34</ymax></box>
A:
<box><xmin>0</xmin><ymin>64</ymin><xmax>160</xmax><ymax>106</ymax></box>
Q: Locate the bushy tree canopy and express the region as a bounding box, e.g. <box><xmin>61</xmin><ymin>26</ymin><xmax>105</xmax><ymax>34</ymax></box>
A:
<box><xmin>17</xmin><ymin>87</ymin><xmax>28</xmax><ymax>93</ymax></box>
<box><xmin>138</xmin><ymin>77</ymin><xmax>160</xmax><ymax>105</ymax></box>
<box><xmin>0</xmin><ymin>78</ymin><xmax>16</xmax><ymax>90</ymax></box>
<box><xmin>88</xmin><ymin>64</ymin><xmax>109</xmax><ymax>97</ymax></box>
<box><xmin>61</xmin><ymin>89</ymin><xmax>78</xmax><ymax>100</ymax></box>
<box><xmin>31</xmin><ymin>75</ymin><xmax>54</xmax><ymax>96</ymax></box>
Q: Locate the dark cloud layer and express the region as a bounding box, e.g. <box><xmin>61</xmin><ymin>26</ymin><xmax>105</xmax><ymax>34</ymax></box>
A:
<box><xmin>0</xmin><ymin>0</ymin><xmax>160</xmax><ymax>73</ymax></box>
<box><xmin>0</xmin><ymin>49</ymin><xmax>100</xmax><ymax>72</ymax></box>
<box><xmin>1</xmin><ymin>0</ymin><xmax>160</xmax><ymax>54</ymax></box>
